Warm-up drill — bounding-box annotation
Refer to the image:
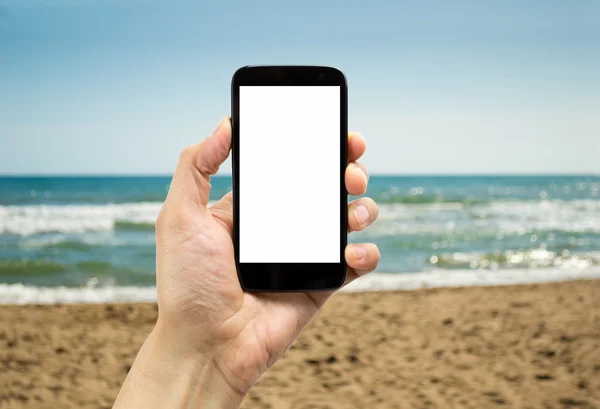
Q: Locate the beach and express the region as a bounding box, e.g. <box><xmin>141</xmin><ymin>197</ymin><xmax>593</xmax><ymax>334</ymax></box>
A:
<box><xmin>2</xmin><ymin>279</ymin><xmax>599</xmax><ymax>409</ymax></box>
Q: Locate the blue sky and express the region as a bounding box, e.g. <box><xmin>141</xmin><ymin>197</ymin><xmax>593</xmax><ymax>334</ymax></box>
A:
<box><xmin>1</xmin><ymin>0</ymin><xmax>599</xmax><ymax>175</ymax></box>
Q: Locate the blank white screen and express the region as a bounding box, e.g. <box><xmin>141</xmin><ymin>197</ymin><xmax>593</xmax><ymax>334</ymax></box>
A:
<box><xmin>240</xmin><ymin>86</ymin><xmax>340</xmax><ymax>263</ymax></box>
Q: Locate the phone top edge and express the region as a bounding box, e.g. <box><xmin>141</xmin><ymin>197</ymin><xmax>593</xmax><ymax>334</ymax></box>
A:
<box><xmin>233</xmin><ymin>65</ymin><xmax>345</xmax><ymax>75</ymax></box>
<box><xmin>232</xmin><ymin>66</ymin><xmax>346</xmax><ymax>88</ymax></box>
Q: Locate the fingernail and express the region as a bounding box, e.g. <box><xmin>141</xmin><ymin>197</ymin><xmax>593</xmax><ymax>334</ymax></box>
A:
<box><xmin>354</xmin><ymin>204</ymin><xmax>370</xmax><ymax>225</ymax></box>
<box><xmin>354</xmin><ymin>163</ymin><xmax>368</xmax><ymax>182</ymax></box>
<box><xmin>353</xmin><ymin>245</ymin><xmax>366</xmax><ymax>260</ymax></box>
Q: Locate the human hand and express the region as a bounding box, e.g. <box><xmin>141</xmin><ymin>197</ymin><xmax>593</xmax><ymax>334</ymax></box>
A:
<box><xmin>113</xmin><ymin>117</ymin><xmax>380</xmax><ymax>408</ymax></box>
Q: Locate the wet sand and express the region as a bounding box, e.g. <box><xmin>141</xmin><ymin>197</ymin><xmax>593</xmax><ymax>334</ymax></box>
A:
<box><xmin>1</xmin><ymin>279</ymin><xmax>599</xmax><ymax>409</ymax></box>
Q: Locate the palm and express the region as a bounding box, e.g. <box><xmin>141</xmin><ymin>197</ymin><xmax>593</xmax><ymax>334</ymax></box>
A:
<box><xmin>223</xmin><ymin>290</ymin><xmax>321</xmax><ymax>386</ymax></box>
<box><xmin>157</xmin><ymin>206</ymin><xmax>324</xmax><ymax>391</ymax></box>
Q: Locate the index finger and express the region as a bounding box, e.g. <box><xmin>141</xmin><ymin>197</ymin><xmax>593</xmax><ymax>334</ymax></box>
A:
<box><xmin>348</xmin><ymin>132</ymin><xmax>366</xmax><ymax>162</ymax></box>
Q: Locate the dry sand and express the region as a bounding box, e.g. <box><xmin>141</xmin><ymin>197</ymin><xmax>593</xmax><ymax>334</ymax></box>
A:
<box><xmin>1</xmin><ymin>279</ymin><xmax>599</xmax><ymax>409</ymax></box>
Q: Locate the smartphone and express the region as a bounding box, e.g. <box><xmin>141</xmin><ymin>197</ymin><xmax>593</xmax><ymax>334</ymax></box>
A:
<box><xmin>231</xmin><ymin>66</ymin><xmax>348</xmax><ymax>292</ymax></box>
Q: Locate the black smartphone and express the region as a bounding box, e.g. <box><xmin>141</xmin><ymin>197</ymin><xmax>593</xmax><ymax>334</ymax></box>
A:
<box><xmin>231</xmin><ymin>65</ymin><xmax>348</xmax><ymax>292</ymax></box>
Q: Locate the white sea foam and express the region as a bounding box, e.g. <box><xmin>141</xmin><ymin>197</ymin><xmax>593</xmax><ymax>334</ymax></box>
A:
<box><xmin>0</xmin><ymin>283</ymin><xmax>158</xmax><ymax>304</ymax></box>
<box><xmin>368</xmin><ymin>199</ymin><xmax>600</xmax><ymax>236</ymax></box>
<box><xmin>1</xmin><ymin>267</ymin><xmax>599</xmax><ymax>304</ymax></box>
<box><xmin>343</xmin><ymin>266</ymin><xmax>600</xmax><ymax>291</ymax></box>
<box><xmin>0</xmin><ymin>201</ymin><xmax>222</xmax><ymax>236</ymax></box>
<box><xmin>471</xmin><ymin>199</ymin><xmax>600</xmax><ymax>234</ymax></box>
<box><xmin>0</xmin><ymin>202</ymin><xmax>162</xmax><ymax>236</ymax></box>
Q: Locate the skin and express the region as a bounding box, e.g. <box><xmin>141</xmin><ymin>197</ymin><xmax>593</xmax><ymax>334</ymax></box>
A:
<box><xmin>113</xmin><ymin>117</ymin><xmax>380</xmax><ymax>408</ymax></box>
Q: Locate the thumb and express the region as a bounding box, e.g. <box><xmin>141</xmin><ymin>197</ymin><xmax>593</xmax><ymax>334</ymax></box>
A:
<box><xmin>166</xmin><ymin>117</ymin><xmax>232</xmax><ymax>210</ymax></box>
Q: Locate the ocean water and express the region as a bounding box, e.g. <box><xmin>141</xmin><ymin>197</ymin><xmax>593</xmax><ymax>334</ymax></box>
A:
<box><xmin>1</xmin><ymin>175</ymin><xmax>600</xmax><ymax>303</ymax></box>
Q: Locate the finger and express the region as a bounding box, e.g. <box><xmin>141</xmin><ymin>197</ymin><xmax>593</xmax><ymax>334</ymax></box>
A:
<box><xmin>348</xmin><ymin>132</ymin><xmax>366</xmax><ymax>162</ymax></box>
<box><xmin>166</xmin><ymin>117</ymin><xmax>232</xmax><ymax>210</ymax></box>
<box><xmin>306</xmin><ymin>243</ymin><xmax>380</xmax><ymax>308</ymax></box>
<box><xmin>339</xmin><ymin>244</ymin><xmax>381</xmax><ymax>293</ymax></box>
<box><xmin>345</xmin><ymin>161</ymin><xmax>369</xmax><ymax>196</ymax></box>
<box><xmin>210</xmin><ymin>191</ymin><xmax>233</xmax><ymax>236</ymax></box>
<box><xmin>348</xmin><ymin>197</ymin><xmax>379</xmax><ymax>232</ymax></box>
<box><xmin>345</xmin><ymin>243</ymin><xmax>380</xmax><ymax>273</ymax></box>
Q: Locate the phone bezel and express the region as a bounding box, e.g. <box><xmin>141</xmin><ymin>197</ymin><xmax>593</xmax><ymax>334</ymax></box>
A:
<box><xmin>231</xmin><ymin>65</ymin><xmax>348</xmax><ymax>292</ymax></box>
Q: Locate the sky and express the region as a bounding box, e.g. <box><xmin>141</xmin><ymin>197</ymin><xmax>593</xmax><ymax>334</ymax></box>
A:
<box><xmin>1</xmin><ymin>0</ymin><xmax>599</xmax><ymax>175</ymax></box>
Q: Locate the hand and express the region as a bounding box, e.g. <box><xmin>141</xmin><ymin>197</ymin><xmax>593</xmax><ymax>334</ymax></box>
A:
<box><xmin>113</xmin><ymin>117</ymin><xmax>380</xmax><ymax>408</ymax></box>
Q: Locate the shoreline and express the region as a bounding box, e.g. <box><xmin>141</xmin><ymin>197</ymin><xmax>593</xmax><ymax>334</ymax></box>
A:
<box><xmin>1</xmin><ymin>279</ymin><xmax>599</xmax><ymax>408</ymax></box>
<box><xmin>1</xmin><ymin>266</ymin><xmax>600</xmax><ymax>304</ymax></box>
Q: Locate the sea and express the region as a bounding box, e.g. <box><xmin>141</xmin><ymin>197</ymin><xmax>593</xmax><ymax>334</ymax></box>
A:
<box><xmin>1</xmin><ymin>175</ymin><xmax>600</xmax><ymax>303</ymax></box>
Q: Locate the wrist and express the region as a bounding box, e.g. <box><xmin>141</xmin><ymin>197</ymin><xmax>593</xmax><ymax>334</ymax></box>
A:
<box><xmin>151</xmin><ymin>320</ymin><xmax>246</xmax><ymax>408</ymax></box>
<box><xmin>114</xmin><ymin>319</ymin><xmax>246</xmax><ymax>409</ymax></box>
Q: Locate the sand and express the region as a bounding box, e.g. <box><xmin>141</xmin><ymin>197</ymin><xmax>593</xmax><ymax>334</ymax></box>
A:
<box><xmin>1</xmin><ymin>279</ymin><xmax>599</xmax><ymax>409</ymax></box>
